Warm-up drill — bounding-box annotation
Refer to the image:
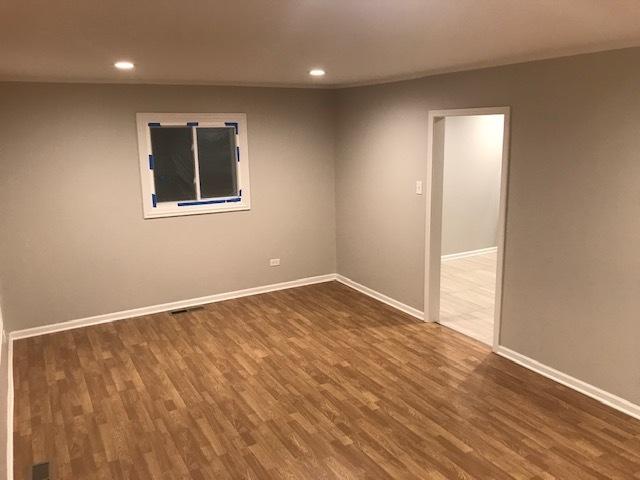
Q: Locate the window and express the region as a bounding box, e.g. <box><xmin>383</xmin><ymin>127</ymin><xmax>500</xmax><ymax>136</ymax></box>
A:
<box><xmin>136</xmin><ymin>113</ymin><xmax>251</xmax><ymax>218</ymax></box>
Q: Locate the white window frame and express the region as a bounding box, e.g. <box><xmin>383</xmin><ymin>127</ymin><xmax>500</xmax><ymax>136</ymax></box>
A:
<box><xmin>136</xmin><ymin>113</ymin><xmax>251</xmax><ymax>219</ymax></box>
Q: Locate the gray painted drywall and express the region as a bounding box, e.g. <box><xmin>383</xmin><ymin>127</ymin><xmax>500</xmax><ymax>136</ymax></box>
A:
<box><xmin>441</xmin><ymin>115</ymin><xmax>503</xmax><ymax>255</ymax></box>
<box><xmin>0</xmin><ymin>301</ymin><xmax>6</xmax><ymax>480</ymax></box>
<box><xmin>0</xmin><ymin>83</ymin><xmax>337</xmax><ymax>331</ymax></box>
<box><xmin>335</xmin><ymin>47</ymin><xmax>640</xmax><ymax>405</ymax></box>
<box><xmin>1</xmin><ymin>47</ymin><xmax>640</xmax><ymax>410</ymax></box>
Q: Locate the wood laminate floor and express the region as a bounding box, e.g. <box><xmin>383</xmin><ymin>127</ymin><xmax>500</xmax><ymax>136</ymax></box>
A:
<box><xmin>440</xmin><ymin>251</ymin><xmax>497</xmax><ymax>345</ymax></box>
<box><xmin>14</xmin><ymin>281</ymin><xmax>640</xmax><ymax>479</ymax></box>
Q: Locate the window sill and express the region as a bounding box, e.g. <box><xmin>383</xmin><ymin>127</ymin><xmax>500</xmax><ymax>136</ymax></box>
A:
<box><xmin>143</xmin><ymin>201</ymin><xmax>251</xmax><ymax>219</ymax></box>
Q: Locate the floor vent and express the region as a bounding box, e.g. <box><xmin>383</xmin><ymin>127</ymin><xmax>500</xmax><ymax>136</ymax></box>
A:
<box><xmin>32</xmin><ymin>462</ymin><xmax>50</xmax><ymax>480</ymax></box>
<box><xmin>170</xmin><ymin>306</ymin><xmax>204</xmax><ymax>315</ymax></box>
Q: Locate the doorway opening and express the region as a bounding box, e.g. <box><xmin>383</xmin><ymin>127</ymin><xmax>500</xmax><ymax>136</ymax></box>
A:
<box><xmin>424</xmin><ymin>107</ymin><xmax>510</xmax><ymax>350</ymax></box>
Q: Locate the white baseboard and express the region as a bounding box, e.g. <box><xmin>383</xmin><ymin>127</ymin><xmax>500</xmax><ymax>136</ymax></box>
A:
<box><xmin>334</xmin><ymin>275</ymin><xmax>640</xmax><ymax>422</ymax></box>
<box><xmin>442</xmin><ymin>246</ymin><xmax>497</xmax><ymax>262</ymax></box>
<box><xmin>335</xmin><ymin>275</ymin><xmax>424</xmax><ymax>320</ymax></box>
<box><xmin>5</xmin><ymin>274</ymin><xmax>640</xmax><ymax>477</ymax></box>
<box><xmin>9</xmin><ymin>274</ymin><xmax>337</xmax><ymax>341</ymax></box>
<box><xmin>496</xmin><ymin>346</ymin><xmax>640</xmax><ymax>421</ymax></box>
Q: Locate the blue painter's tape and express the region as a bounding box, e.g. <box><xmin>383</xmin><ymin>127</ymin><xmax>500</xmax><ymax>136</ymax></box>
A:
<box><xmin>236</xmin><ymin>146</ymin><xmax>240</xmax><ymax>162</ymax></box>
<box><xmin>148</xmin><ymin>154</ymin><xmax>154</xmax><ymax>169</ymax></box>
<box><xmin>225</xmin><ymin>122</ymin><xmax>239</xmax><ymax>134</ymax></box>
<box><xmin>187</xmin><ymin>122</ymin><xmax>199</xmax><ymax>127</ymax></box>
<box><xmin>178</xmin><ymin>199</ymin><xmax>226</xmax><ymax>206</ymax></box>
<box><xmin>177</xmin><ymin>197</ymin><xmax>242</xmax><ymax>207</ymax></box>
<box><xmin>148</xmin><ymin>122</ymin><xmax>161</xmax><ymax>127</ymax></box>
<box><xmin>152</xmin><ymin>194</ymin><xmax>157</xmax><ymax>207</ymax></box>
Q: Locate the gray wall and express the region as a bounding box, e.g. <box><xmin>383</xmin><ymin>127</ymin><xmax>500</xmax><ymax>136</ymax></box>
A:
<box><xmin>442</xmin><ymin>115</ymin><xmax>503</xmax><ymax>255</ymax></box>
<box><xmin>0</xmin><ymin>83</ymin><xmax>337</xmax><ymax>331</ymax></box>
<box><xmin>335</xmin><ymin>48</ymin><xmax>640</xmax><ymax>405</ymax></box>
<box><xmin>0</xmin><ymin>301</ymin><xmax>6</xmax><ymax>480</ymax></box>
<box><xmin>1</xmin><ymin>48</ymin><xmax>640</xmax><ymax>408</ymax></box>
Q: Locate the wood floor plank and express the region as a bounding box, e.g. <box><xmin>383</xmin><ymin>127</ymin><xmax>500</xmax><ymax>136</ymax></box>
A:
<box><xmin>13</xmin><ymin>281</ymin><xmax>640</xmax><ymax>479</ymax></box>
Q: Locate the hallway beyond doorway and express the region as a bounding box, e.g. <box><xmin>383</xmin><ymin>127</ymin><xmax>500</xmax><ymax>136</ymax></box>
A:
<box><xmin>439</xmin><ymin>250</ymin><xmax>496</xmax><ymax>345</ymax></box>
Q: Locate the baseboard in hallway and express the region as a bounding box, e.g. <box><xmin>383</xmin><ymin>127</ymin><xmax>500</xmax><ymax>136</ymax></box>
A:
<box><xmin>441</xmin><ymin>246</ymin><xmax>497</xmax><ymax>262</ymax></box>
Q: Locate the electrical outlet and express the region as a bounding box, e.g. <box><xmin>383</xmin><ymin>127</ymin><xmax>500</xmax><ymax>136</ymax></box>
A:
<box><xmin>416</xmin><ymin>180</ymin><xmax>423</xmax><ymax>195</ymax></box>
<box><xmin>269</xmin><ymin>258</ymin><xmax>280</xmax><ymax>267</ymax></box>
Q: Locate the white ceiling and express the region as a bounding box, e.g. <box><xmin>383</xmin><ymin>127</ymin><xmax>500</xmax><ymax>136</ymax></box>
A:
<box><xmin>1</xmin><ymin>0</ymin><xmax>640</xmax><ymax>88</ymax></box>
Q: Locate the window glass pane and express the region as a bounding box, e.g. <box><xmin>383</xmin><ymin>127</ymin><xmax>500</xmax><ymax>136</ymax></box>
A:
<box><xmin>196</xmin><ymin>128</ymin><xmax>238</xmax><ymax>198</ymax></box>
<box><xmin>150</xmin><ymin>127</ymin><xmax>196</xmax><ymax>202</ymax></box>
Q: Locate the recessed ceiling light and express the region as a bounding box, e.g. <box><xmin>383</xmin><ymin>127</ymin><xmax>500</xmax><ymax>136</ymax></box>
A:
<box><xmin>114</xmin><ymin>61</ymin><xmax>135</xmax><ymax>70</ymax></box>
<box><xmin>309</xmin><ymin>68</ymin><xmax>326</xmax><ymax>77</ymax></box>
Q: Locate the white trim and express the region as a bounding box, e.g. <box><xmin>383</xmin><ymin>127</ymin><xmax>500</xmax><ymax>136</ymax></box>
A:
<box><xmin>441</xmin><ymin>246</ymin><xmax>497</xmax><ymax>262</ymax></box>
<box><xmin>191</xmin><ymin>126</ymin><xmax>203</xmax><ymax>200</ymax></box>
<box><xmin>333</xmin><ymin>274</ymin><xmax>640</xmax><ymax>423</ymax></box>
<box><xmin>496</xmin><ymin>346</ymin><xmax>640</xmax><ymax>421</ymax></box>
<box><xmin>136</xmin><ymin>113</ymin><xmax>251</xmax><ymax>219</ymax></box>
<box><xmin>10</xmin><ymin>274</ymin><xmax>336</xmax><ymax>341</ymax></box>
<box><xmin>424</xmin><ymin>106</ymin><xmax>511</xmax><ymax>353</ymax></box>
<box><xmin>6</xmin><ymin>274</ymin><xmax>640</xmax><ymax>472</ymax></box>
<box><xmin>335</xmin><ymin>275</ymin><xmax>424</xmax><ymax>321</ymax></box>
<box><xmin>6</xmin><ymin>337</ymin><xmax>13</xmax><ymax>480</ymax></box>
<box><xmin>427</xmin><ymin>107</ymin><xmax>511</xmax><ymax>118</ymax></box>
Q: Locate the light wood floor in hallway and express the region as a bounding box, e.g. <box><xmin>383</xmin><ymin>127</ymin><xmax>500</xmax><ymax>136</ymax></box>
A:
<box><xmin>440</xmin><ymin>250</ymin><xmax>497</xmax><ymax>345</ymax></box>
<box><xmin>14</xmin><ymin>281</ymin><xmax>640</xmax><ymax>479</ymax></box>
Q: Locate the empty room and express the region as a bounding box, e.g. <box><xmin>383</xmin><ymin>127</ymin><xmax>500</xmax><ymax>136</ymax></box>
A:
<box><xmin>1</xmin><ymin>1</ymin><xmax>640</xmax><ymax>479</ymax></box>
